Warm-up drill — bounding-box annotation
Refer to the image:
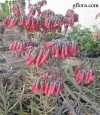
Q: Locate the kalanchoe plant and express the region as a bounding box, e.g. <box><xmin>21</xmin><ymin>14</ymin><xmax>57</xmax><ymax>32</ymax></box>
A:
<box><xmin>3</xmin><ymin>0</ymin><xmax>99</xmax><ymax>115</ymax></box>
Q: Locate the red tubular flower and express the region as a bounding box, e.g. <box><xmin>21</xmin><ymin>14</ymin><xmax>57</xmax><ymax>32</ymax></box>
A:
<box><xmin>25</xmin><ymin>17</ymin><xmax>32</xmax><ymax>27</ymax></box>
<box><xmin>11</xmin><ymin>40</ymin><xmax>17</xmax><ymax>51</ymax></box>
<box><xmin>67</xmin><ymin>42</ymin><xmax>78</xmax><ymax>57</ymax></box>
<box><xmin>9</xmin><ymin>41</ymin><xmax>14</xmax><ymax>50</ymax></box>
<box><xmin>35</xmin><ymin>80</ymin><xmax>41</xmax><ymax>93</ymax></box>
<box><xmin>39</xmin><ymin>49</ymin><xmax>50</xmax><ymax>66</ymax></box>
<box><xmin>26</xmin><ymin>55</ymin><xmax>34</xmax><ymax>65</ymax></box>
<box><xmin>47</xmin><ymin>82</ymin><xmax>53</xmax><ymax>96</ymax></box>
<box><xmin>74</xmin><ymin>67</ymin><xmax>84</xmax><ymax>85</ymax></box>
<box><xmin>55</xmin><ymin>81</ymin><xmax>63</xmax><ymax>96</ymax></box>
<box><xmin>27</xmin><ymin>48</ymin><xmax>41</xmax><ymax>65</ymax></box>
<box><xmin>61</xmin><ymin>45</ymin><xmax>66</xmax><ymax>58</ymax></box>
<box><xmin>67</xmin><ymin>43</ymin><xmax>73</xmax><ymax>56</ymax></box>
<box><xmin>47</xmin><ymin>81</ymin><xmax>57</xmax><ymax>96</ymax></box>
<box><xmin>32</xmin><ymin>80</ymin><xmax>39</xmax><ymax>93</ymax></box>
<box><xmin>54</xmin><ymin>45</ymin><xmax>61</xmax><ymax>58</ymax></box>
<box><xmin>51</xmin><ymin>82</ymin><xmax>57</xmax><ymax>94</ymax></box>
<box><xmin>3</xmin><ymin>16</ymin><xmax>18</xmax><ymax>28</ymax></box>
<box><xmin>32</xmin><ymin>82</ymin><xmax>36</xmax><ymax>93</ymax></box>
<box><xmin>84</xmin><ymin>70</ymin><xmax>94</xmax><ymax>85</ymax></box>
<box><xmin>16</xmin><ymin>42</ymin><xmax>21</xmax><ymax>52</ymax></box>
<box><xmin>64</xmin><ymin>45</ymin><xmax>69</xmax><ymax>58</ymax></box>
<box><xmin>3</xmin><ymin>16</ymin><xmax>10</xmax><ymax>27</ymax></box>
<box><xmin>40</xmin><ymin>80</ymin><xmax>46</xmax><ymax>94</ymax></box>
<box><xmin>44</xmin><ymin>82</ymin><xmax>50</xmax><ymax>95</ymax></box>
<box><xmin>55</xmin><ymin>85</ymin><xmax>61</xmax><ymax>96</ymax></box>
<box><xmin>51</xmin><ymin>46</ymin><xmax>56</xmax><ymax>57</ymax></box>
<box><xmin>35</xmin><ymin>49</ymin><xmax>44</xmax><ymax>67</ymax></box>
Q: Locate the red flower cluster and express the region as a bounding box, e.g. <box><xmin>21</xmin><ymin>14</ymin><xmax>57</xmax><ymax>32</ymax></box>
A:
<box><xmin>11</xmin><ymin>4</ymin><xmax>21</xmax><ymax>16</ymax></box>
<box><xmin>74</xmin><ymin>67</ymin><xmax>94</xmax><ymax>86</ymax></box>
<box><xmin>3</xmin><ymin>0</ymin><xmax>78</xmax><ymax>32</ymax></box>
<box><xmin>32</xmin><ymin>79</ymin><xmax>63</xmax><ymax>96</ymax></box>
<box><xmin>26</xmin><ymin>39</ymin><xmax>80</xmax><ymax>67</ymax></box>
<box><xmin>18</xmin><ymin>15</ymin><xmax>64</xmax><ymax>32</ymax></box>
<box><xmin>3</xmin><ymin>16</ymin><xmax>18</xmax><ymax>28</ymax></box>
<box><xmin>49</xmin><ymin>40</ymin><xmax>80</xmax><ymax>58</ymax></box>
<box><xmin>44</xmin><ymin>14</ymin><xmax>64</xmax><ymax>30</ymax></box>
<box><xmin>22</xmin><ymin>17</ymin><xmax>39</xmax><ymax>32</ymax></box>
<box><xmin>9</xmin><ymin>40</ymin><xmax>34</xmax><ymax>54</ymax></box>
<box><xmin>32</xmin><ymin>65</ymin><xmax>64</xmax><ymax>96</ymax></box>
<box><xmin>26</xmin><ymin>48</ymin><xmax>50</xmax><ymax>66</ymax></box>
